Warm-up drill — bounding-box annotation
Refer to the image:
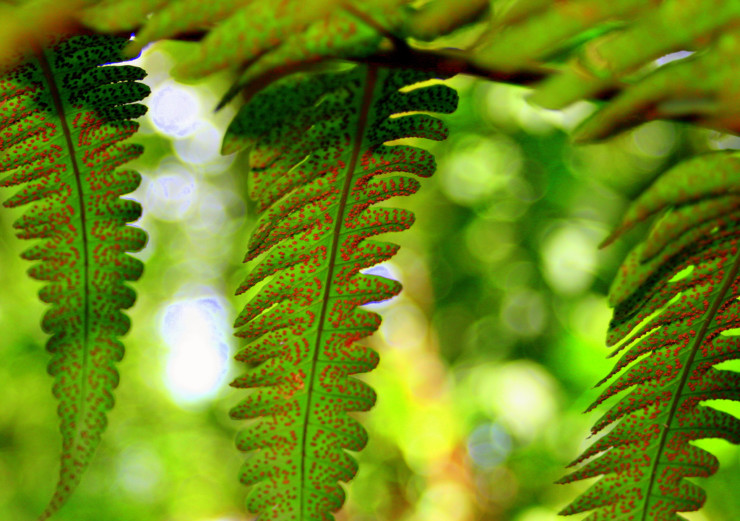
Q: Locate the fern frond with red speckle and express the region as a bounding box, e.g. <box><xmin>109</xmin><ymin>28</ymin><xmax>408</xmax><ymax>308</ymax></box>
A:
<box><xmin>224</xmin><ymin>66</ymin><xmax>457</xmax><ymax>521</ymax></box>
<box><xmin>559</xmin><ymin>152</ymin><xmax>740</xmax><ymax>521</ymax></box>
<box><xmin>0</xmin><ymin>34</ymin><xmax>149</xmax><ymax>520</ymax></box>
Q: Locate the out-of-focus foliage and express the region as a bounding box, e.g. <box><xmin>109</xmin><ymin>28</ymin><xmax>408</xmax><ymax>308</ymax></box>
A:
<box><xmin>1</xmin><ymin>2</ymin><xmax>739</xmax><ymax>521</ymax></box>
<box><xmin>3</xmin><ymin>0</ymin><xmax>740</xmax><ymax>137</ymax></box>
<box><xmin>0</xmin><ymin>0</ymin><xmax>487</xmax><ymax>106</ymax></box>
<box><xmin>7</xmin><ymin>40</ymin><xmax>738</xmax><ymax>520</ymax></box>
<box><xmin>394</xmin><ymin>77</ymin><xmax>739</xmax><ymax>521</ymax></box>
<box><xmin>476</xmin><ymin>0</ymin><xmax>740</xmax><ymax>139</ymax></box>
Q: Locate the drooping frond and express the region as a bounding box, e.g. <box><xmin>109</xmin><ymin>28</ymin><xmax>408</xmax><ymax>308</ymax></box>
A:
<box><xmin>475</xmin><ymin>0</ymin><xmax>740</xmax><ymax>140</ymax></box>
<box><xmin>224</xmin><ymin>66</ymin><xmax>457</xmax><ymax>520</ymax></box>
<box><xmin>78</xmin><ymin>0</ymin><xmax>490</xmax><ymax>109</ymax></box>
<box><xmin>82</xmin><ymin>0</ymin><xmax>407</xmax><ymax>100</ymax></box>
<box><xmin>559</xmin><ymin>152</ymin><xmax>740</xmax><ymax>521</ymax></box>
<box><xmin>4</xmin><ymin>0</ymin><xmax>740</xmax><ymax>144</ymax></box>
<box><xmin>0</xmin><ymin>34</ymin><xmax>149</xmax><ymax>520</ymax></box>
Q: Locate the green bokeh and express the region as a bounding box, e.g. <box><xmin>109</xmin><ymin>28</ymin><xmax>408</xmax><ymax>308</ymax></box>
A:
<box><xmin>1</xmin><ymin>34</ymin><xmax>738</xmax><ymax>521</ymax></box>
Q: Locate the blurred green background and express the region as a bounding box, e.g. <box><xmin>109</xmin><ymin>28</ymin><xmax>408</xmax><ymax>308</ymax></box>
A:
<box><xmin>1</xmin><ymin>39</ymin><xmax>738</xmax><ymax>521</ymax></box>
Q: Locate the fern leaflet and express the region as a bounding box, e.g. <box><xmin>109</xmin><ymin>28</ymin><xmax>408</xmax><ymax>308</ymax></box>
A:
<box><xmin>559</xmin><ymin>153</ymin><xmax>740</xmax><ymax>520</ymax></box>
<box><xmin>0</xmin><ymin>34</ymin><xmax>149</xmax><ymax>519</ymax></box>
<box><xmin>224</xmin><ymin>66</ymin><xmax>457</xmax><ymax>520</ymax></box>
<box><xmin>82</xmin><ymin>0</ymin><xmax>408</xmax><ymax>103</ymax></box>
<box><xmin>476</xmin><ymin>0</ymin><xmax>740</xmax><ymax>140</ymax></box>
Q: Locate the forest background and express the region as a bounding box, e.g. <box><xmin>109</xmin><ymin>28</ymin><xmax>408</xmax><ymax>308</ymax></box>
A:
<box><xmin>0</xmin><ymin>2</ymin><xmax>739</xmax><ymax>521</ymax></box>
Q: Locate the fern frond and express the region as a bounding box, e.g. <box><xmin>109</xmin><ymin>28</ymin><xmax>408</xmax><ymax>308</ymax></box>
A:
<box><xmin>225</xmin><ymin>66</ymin><xmax>457</xmax><ymax>520</ymax></box>
<box><xmin>0</xmin><ymin>34</ymin><xmax>149</xmax><ymax>520</ymax></box>
<box><xmin>476</xmin><ymin>0</ymin><xmax>740</xmax><ymax>140</ymax></box>
<box><xmin>81</xmin><ymin>0</ymin><xmax>409</xmax><ymax>101</ymax></box>
<box><xmin>559</xmin><ymin>152</ymin><xmax>740</xmax><ymax>521</ymax></box>
<box><xmin>571</xmin><ymin>31</ymin><xmax>740</xmax><ymax>142</ymax></box>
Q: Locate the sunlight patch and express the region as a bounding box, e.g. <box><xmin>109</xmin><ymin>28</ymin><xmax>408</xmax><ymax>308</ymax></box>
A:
<box><xmin>150</xmin><ymin>83</ymin><xmax>201</xmax><ymax>137</ymax></box>
<box><xmin>160</xmin><ymin>297</ymin><xmax>230</xmax><ymax>404</ymax></box>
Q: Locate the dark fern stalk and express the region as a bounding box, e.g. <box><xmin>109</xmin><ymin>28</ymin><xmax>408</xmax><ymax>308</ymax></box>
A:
<box><xmin>223</xmin><ymin>66</ymin><xmax>457</xmax><ymax>520</ymax></box>
<box><xmin>0</xmin><ymin>34</ymin><xmax>149</xmax><ymax>519</ymax></box>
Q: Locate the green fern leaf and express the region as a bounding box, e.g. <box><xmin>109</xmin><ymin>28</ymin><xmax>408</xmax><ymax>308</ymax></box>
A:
<box><xmin>0</xmin><ymin>33</ymin><xmax>149</xmax><ymax>519</ymax></box>
<box><xmin>474</xmin><ymin>0</ymin><xmax>646</xmax><ymax>72</ymax></box>
<box><xmin>224</xmin><ymin>66</ymin><xmax>457</xmax><ymax>520</ymax></box>
<box><xmin>82</xmin><ymin>0</ymin><xmax>406</xmax><ymax>87</ymax></box>
<box><xmin>559</xmin><ymin>152</ymin><xmax>740</xmax><ymax>520</ymax></box>
<box><xmin>402</xmin><ymin>0</ymin><xmax>489</xmax><ymax>41</ymax></box>
<box><xmin>528</xmin><ymin>0</ymin><xmax>740</xmax><ymax>107</ymax></box>
<box><xmin>79</xmin><ymin>0</ymin><xmax>171</xmax><ymax>32</ymax></box>
<box><xmin>476</xmin><ymin>0</ymin><xmax>740</xmax><ymax>140</ymax></box>
<box><xmin>571</xmin><ymin>31</ymin><xmax>740</xmax><ymax>142</ymax></box>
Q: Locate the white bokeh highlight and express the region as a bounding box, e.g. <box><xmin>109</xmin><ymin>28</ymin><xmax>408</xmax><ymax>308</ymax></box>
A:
<box><xmin>360</xmin><ymin>261</ymin><xmax>402</xmax><ymax>310</ymax></box>
<box><xmin>144</xmin><ymin>163</ymin><xmax>197</xmax><ymax>221</ymax></box>
<box><xmin>150</xmin><ymin>83</ymin><xmax>201</xmax><ymax>137</ymax></box>
<box><xmin>655</xmin><ymin>50</ymin><xmax>695</xmax><ymax>67</ymax></box>
<box><xmin>541</xmin><ymin>224</ymin><xmax>599</xmax><ymax>295</ymax></box>
<box><xmin>160</xmin><ymin>297</ymin><xmax>231</xmax><ymax>404</ymax></box>
<box><xmin>174</xmin><ymin>121</ymin><xmax>226</xmax><ymax>165</ymax></box>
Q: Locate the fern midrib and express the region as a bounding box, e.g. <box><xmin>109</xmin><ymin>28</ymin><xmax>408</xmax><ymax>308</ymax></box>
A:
<box><xmin>639</xmin><ymin>247</ymin><xmax>740</xmax><ymax>520</ymax></box>
<box><xmin>300</xmin><ymin>64</ymin><xmax>378</xmax><ymax>517</ymax></box>
<box><xmin>37</xmin><ymin>49</ymin><xmax>92</xmax><ymax>438</ymax></box>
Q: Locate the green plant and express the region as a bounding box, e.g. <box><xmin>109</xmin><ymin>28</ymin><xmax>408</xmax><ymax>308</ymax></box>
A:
<box><xmin>1</xmin><ymin>1</ymin><xmax>738</xmax><ymax>521</ymax></box>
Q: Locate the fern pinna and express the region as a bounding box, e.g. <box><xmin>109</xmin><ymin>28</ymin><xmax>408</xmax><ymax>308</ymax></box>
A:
<box><xmin>560</xmin><ymin>153</ymin><xmax>740</xmax><ymax>520</ymax></box>
<box><xmin>223</xmin><ymin>66</ymin><xmax>457</xmax><ymax>520</ymax></box>
<box><xmin>0</xmin><ymin>34</ymin><xmax>148</xmax><ymax>519</ymax></box>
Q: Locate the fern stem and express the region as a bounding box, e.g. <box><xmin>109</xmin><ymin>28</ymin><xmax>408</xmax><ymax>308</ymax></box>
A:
<box><xmin>35</xmin><ymin>47</ymin><xmax>92</xmax><ymax>521</ymax></box>
<box><xmin>300</xmin><ymin>64</ymin><xmax>380</xmax><ymax>517</ymax></box>
<box><xmin>639</xmin><ymin>247</ymin><xmax>740</xmax><ymax>520</ymax></box>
